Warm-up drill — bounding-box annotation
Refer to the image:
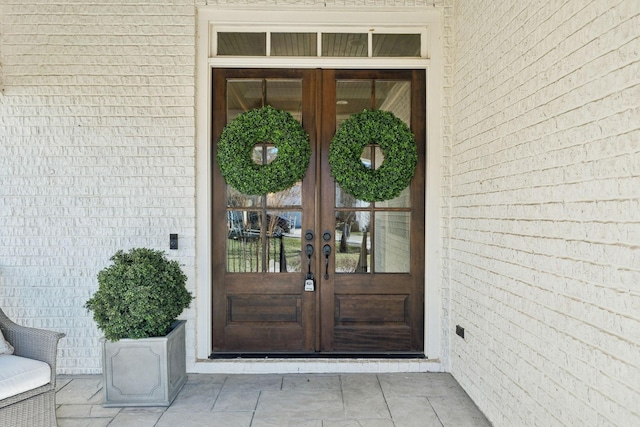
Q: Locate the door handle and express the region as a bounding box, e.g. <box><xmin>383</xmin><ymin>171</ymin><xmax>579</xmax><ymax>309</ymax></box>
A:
<box><xmin>322</xmin><ymin>244</ymin><xmax>331</xmax><ymax>280</ymax></box>
<box><xmin>306</xmin><ymin>244</ymin><xmax>314</xmax><ymax>276</ymax></box>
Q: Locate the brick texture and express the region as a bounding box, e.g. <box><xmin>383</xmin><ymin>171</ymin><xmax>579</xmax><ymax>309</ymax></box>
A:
<box><xmin>0</xmin><ymin>0</ymin><xmax>199</xmax><ymax>374</ymax></box>
<box><xmin>449</xmin><ymin>0</ymin><xmax>640</xmax><ymax>425</ymax></box>
<box><xmin>0</xmin><ymin>0</ymin><xmax>445</xmax><ymax>373</ymax></box>
<box><xmin>4</xmin><ymin>1</ymin><xmax>637</xmax><ymax>425</ymax></box>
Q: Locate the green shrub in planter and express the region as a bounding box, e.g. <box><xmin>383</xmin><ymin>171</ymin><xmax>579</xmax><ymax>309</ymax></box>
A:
<box><xmin>85</xmin><ymin>248</ymin><xmax>193</xmax><ymax>341</ymax></box>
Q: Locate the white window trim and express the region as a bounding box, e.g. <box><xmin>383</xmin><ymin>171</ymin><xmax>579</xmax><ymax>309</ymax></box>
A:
<box><xmin>194</xmin><ymin>6</ymin><xmax>444</xmax><ymax>373</ymax></box>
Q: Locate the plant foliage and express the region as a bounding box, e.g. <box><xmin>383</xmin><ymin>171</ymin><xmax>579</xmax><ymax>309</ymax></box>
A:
<box><xmin>85</xmin><ymin>248</ymin><xmax>193</xmax><ymax>341</ymax></box>
<box><xmin>329</xmin><ymin>109</ymin><xmax>417</xmax><ymax>202</ymax></box>
<box><xmin>217</xmin><ymin>105</ymin><xmax>311</xmax><ymax>195</ymax></box>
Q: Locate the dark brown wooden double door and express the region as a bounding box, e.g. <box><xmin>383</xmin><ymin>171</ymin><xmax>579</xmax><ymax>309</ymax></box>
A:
<box><xmin>211</xmin><ymin>68</ymin><xmax>425</xmax><ymax>356</ymax></box>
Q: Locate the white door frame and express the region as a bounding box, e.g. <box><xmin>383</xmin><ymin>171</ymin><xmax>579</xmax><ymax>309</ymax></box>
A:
<box><xmin>194</xmin><ymin>6</ymin><xmax>444</xmax><ymax>373</ymax></box>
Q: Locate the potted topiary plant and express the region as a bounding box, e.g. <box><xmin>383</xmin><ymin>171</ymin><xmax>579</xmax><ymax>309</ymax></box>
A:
<box><xmin>85</xmin><ymin>248</ymin><xmax>193</xmax><ymax>407</ymax></box>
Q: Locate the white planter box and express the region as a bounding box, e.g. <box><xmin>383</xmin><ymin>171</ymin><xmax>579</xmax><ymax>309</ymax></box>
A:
<box><xmin>101</xmin><ymin>320</ymin><xmax>187</xmax><ymax>407</ymax></box>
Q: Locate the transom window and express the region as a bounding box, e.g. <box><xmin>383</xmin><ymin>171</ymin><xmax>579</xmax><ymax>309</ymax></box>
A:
<box><xmin>215</xmin><ymin>31</ymin><xmax>423</xmax><ymax>58</ymax></box>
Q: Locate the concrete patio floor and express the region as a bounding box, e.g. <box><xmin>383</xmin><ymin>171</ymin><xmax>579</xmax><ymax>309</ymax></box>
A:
<box><xmin>55</xmin><ymin>373</ymin><xmax>491</xmax><ymax>427</ymax></box>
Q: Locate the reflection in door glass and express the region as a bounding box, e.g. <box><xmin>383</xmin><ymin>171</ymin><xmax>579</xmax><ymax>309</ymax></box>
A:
<box><xmin>266</xmin><ymin>80</ymin><xmax>303</xmax><ymax>121</ymax></box>
<box><xmin>361</xmin><ymin>144</ymin><xmax>384</xmax><ymax>170</ymax></box>
<box><xmin>252</xmin><ymin>145</ymin><xmax>277</xmax><ymax>164</ymax></box>
<box><xmin>227</xmin><ymin>80</ymin><xmax>262</xmax><ymax>120</ymax></box>
<box><xmin>334</xmin><ymin>211</ymin><xmax>370</xmax><ymax>273</ymax></box>
<box><xmin>227</xmin><ymin>210</ymin><xmax>263</xmax><ymax>272</ymax></box>
<box><xmin>336</xmin><ymin>184</ymin><xmax>370</xmax><ymax>208</ymax></box>
<box><xmin>375</xmin><ymin>81</ymin><xmax>411</xmax><ymax>125</ymax></box>
<box><xmin>224</xmin><ymin>75</ymin><xmax>305</xmax><ymax>274</ymax></box>
<box><xmin>336</xmin><ymin>80</ymin><xmax>371</xmax><ymax>128</ymax></box>
<box><xmin>227</xmin><ymin>79</ymin><xmax>302</xmax><ymax>121</ymax></box>
<box><xmin>267</xmin><ymin>182</ymin><xmax>302</xmax><ymax>207</ymax></box>
<box><xmin>374</xmin><ymin>212</ymin><xmax>410</xmax><ymax>273</ymax></box>
<box><xmin>226</xmin><ymin>210</ymin><xmax>302</xmax><ymax>273</ymax></box>
<box><xmin>227</xmin><ymin>186</ymin><xmax>262</xmax><ymax>208</ymax></box>
<box><xmin>376</xmin><ymin>186</ymin><xmax>410</xmax><ymax>208</ymax></box>
<box><xmin>336</xmin><ymin>181</ymin><xmax>409</xmax><ymax>208</ymax></box>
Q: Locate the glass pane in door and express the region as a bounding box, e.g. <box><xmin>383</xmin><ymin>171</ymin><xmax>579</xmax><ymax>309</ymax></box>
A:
<box><xmin>336</xmin><ymin>80</ymin><xmax>371</xmax><ymax>127</ymax></box>
<box><xmin>375</xmin><ymin>81</ymin><xmax>411</xmax><ymax>124</ymax></box>
<box><xmin>225</xmin><ymin>78</ymin><xmax>303</xmax><ymax>274</ymax></box>
<box><xmin>227</xmin><ymin>80</ymin><xmax>262</xmax><ymax>120</ymax></box>
<box><xmin>334</xmin><ymin>210</ymin><xmax>370</xmax><ymax>273</ymax></box>
<box><xmin>374</xmin><ymin>211</ymin><xmax>410</xmax><ymax>273</ymax></box>
<box><xmin>266</xmin><ymin>80</ymin><xmax>303</xmax><ymax>120</ymax></box>
<box><xmin>334</xmin><ymin>77</ymin><xmax>414</xmax><ymax>274</ymax></box>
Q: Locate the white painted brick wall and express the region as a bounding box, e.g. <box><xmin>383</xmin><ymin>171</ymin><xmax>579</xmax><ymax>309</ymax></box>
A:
<box><xmin>10</xmin><ymin>2</ymin><xmax>636</xmax><ymax>425</ymax></box>
<box><xmin>450</xmin><ymin>0</ymin><xmax>640</xmax><ymax>426</ymax></box>
<box><xmin>441</xmin><ymin>0</ymin><xmax>455</xmax><ymax>372</ymax></box>
<box><xmin>0</xmin><ymin>0</ymin><xmax>447</xmax><ymax>375</ymax></box>
<box><xmin>0</xmin><ymin>0</ymin><xmax>199</xmax><ymax>374</ymax></box>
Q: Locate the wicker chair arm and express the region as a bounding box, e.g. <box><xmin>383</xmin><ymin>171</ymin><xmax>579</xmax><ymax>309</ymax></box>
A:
<box><xmin>0</xmin><ymin>308</ymin><xmax>65</xmax><ymax>385</ymax></box>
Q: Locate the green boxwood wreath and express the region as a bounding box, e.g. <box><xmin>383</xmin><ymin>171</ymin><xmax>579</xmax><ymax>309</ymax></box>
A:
<box><xmin>329</xmin><ymin>109</ymin><xmax>417</xmax><ymax>202</ymax></box>
<box><xmin>217</xmin><ymin>106</ymin><xmax>311</xmax><ymax>195</ymax></box>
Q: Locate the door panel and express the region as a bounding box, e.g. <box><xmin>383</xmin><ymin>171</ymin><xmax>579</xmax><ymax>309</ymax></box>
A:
<box><xmin>211</xmin><ymin>68</ymin><xmax>424</xmax><ymax>355</ymax></box>
<box><xmin>320</xmin><ymin>69</ymin><xmax>425</xmax><ymax>353</ymax></box>
<box><xmin>211</xmin><ymin>69</ymin><xmax>318</xmax><ymax>353</ymax></box>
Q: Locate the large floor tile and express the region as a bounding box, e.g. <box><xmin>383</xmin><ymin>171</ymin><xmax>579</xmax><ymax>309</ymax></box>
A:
<box><xmin>251</xmin><ymin>419</ymin><xmax>322</xmax><ymax>427</ymax></box>
<box><xmin>340</xmin><ymin>373</ymin><xmax>381</xmax><ymax>390</ymax></box>
<box><xmin>343</xmin><ymin>390</ymin><xmax>391</xmax><ymax>419</ymax></box>
<box><xmin>221</xmin><ymin>373</ymin><xmax>284</xmax><ymax>392</ymax></box>
<box><xmin>428</xmin><ymin>395</ymin><xmax>492</xmax><ymax>427</ymax></box>
<box><xmin>342</xmin><ymin>375</ymin><xmax>391</xmax><ymax>419</ymax></box>
<box><xmin>56</xmin><ymin>377</ymin><xmax>103</xmax><ymax>405</ymax></box>
<box><xmin>386</xmin><ymin>395</ymin><xmax>443</xmax><ymax>427</ymax></box>
<box><xmin>378</xmin><ymin>373</ymin><xmax>467</xmax><ymax>398</ymax></box>
<box><xmin>282</xmin><ymin>373</ymin><xmax>341</xmax><ymax>390</ymax></box>
<box><xmin>165</xmin><ymin>381</ymin><xmax>221</xmax><ymax>412</ymax></box>
<box><xmin>56</xmin><ymin>377</ymin><xmax>73</xmax><ymax>391</ymax></box>
<box><xmin>341</xmin><ymin>374</ymin><xmax>390</xmax><ymax>419</ymax></box>
<box><xmin>53</xmin><ymin>373</ymin><xmax>491</xmax><ymax>426</ymax></box>
<box><xmin>323</xmin><ymin>420</ymin><xmax>396</xmax><ymax>427</ymax></box>
<box><xmin>213</xmin><ymin>389</ymin><xmax>260</xmax><ymax>411</ymax></box>
<box><xmin>57</xmin><ymin>418</ymin><xmax>112</xmax><ymax>427</ymax></box>
<box><xmin>56</xmin><ymin>404</ymin><xmax>121</xmax><ymax>418</ymax></box>
<box><xmin>108</xmin><ymin>408</ymin><xmax>165</xmax><ymax>427</ymax></box>
<box><xmin>186</xmin><ymin>373</ymin><xmax>227</xmax><ymax>384</ymax></box>
<box><xmin>156</xmin><ymin>410</ymin><xmax>253</xmax><ymax>427</ymax></box>
<box><xmin>254</xmin><ymin>389</ymin><xmax>345</xmax><ymax>420</ymax></box>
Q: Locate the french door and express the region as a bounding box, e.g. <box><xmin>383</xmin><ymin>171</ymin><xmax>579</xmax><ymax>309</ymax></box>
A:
<box><xmin>211</xmin><ymin>68</ymin><xmax>425</xmax><ymax>355</ymax></box>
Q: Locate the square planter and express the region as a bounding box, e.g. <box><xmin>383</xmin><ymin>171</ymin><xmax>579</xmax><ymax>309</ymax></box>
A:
<box><xmin>101</xmin><ymin>320</ymin><xmax>187</xmax><ymax>407</ymax></box>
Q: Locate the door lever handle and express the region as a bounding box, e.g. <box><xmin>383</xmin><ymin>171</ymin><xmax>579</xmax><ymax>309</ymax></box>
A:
<box><xmin>322</xmin><ymin>244</ymin><xmax>331</xmax><ymax>280</ymax></box>
<box><xmin>306</xmin><ymin>244</ymin><xmax>314</xmax><ymax>277</ymax></box>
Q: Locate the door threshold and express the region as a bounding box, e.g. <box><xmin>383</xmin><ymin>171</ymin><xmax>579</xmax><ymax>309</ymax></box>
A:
<box><xmin>193</xmin><ymin>357</ymin><xmax>442</xmax><ymax>374</ymax></box>
<box><xmin>209</xmin><ymin>352</ymin><xmax>426</xmax><ymax>359</ymax></box>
